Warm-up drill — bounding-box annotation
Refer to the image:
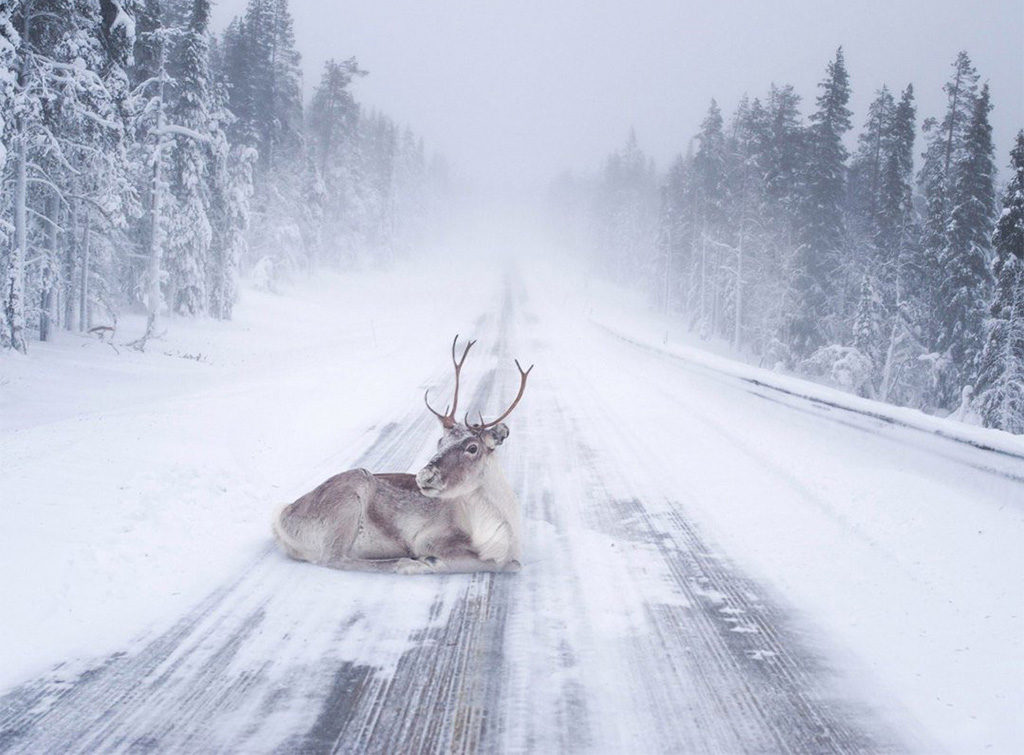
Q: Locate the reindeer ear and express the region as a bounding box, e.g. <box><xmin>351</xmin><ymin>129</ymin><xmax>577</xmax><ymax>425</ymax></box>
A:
<box><xmin>481</xmin><ymin>423</ymin><xmax>510</xmax><ymax>449</ymax></box>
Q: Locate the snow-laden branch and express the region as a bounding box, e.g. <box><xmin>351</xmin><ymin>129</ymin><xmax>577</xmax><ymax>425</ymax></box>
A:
<box><xmin>77</xmin><ymin>108</ymin><xmax>122</xmax><ymax>132</ymax></box>
<box><xmin>155</xmin><ymin>124</ymin><xmax>212</xmax><ymax>144</ymax></box>
<box><xmin>26</xmin><ymin>206</ymin><xmax>66</xmax><ymax>232</ymax></box>
<box><xmin>25</xmin><ymin>175</ymin><xmax>69</xmax><ymax>205</ymax></box>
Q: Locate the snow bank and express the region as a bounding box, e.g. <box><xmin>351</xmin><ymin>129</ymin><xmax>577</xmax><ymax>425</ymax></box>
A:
<box><xmin>560</xmin><ymin>273</ymin><xmax>1024</xmax><ymax>753</ymax></box>
<box><xmin>0</xmin><ymin>259</ymin><xmax>496</xmax><ymax>690</ymax></box>
<box><xmin>589</xmin><ymin>300</ymin><xmax>1024</xmax><ymax>459</ymax></box>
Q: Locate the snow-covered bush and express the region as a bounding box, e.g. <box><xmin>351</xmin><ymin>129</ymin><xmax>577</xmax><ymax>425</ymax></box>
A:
<box><xmin>801</xmin><ymin>345</ymin><xmax>875</xmax><ymax>397</ymax></box>
<box><xmin>249</xmin><ymin>256</ymin><xmax>276</xmax><ymax>293</ymax></box>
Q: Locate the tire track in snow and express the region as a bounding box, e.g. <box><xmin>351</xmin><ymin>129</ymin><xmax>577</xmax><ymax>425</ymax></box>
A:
<box><xmin>0</xmin><ymin>321</ymin><xmax>512</xmax><ymax>754</ymax></box>
<box><xmin>499</xmin><ymin>291</ymin><xmax>902</xmax><ymax>752</ymax></box>
<box><xmin>595</xmin><ymin>322</ymin><xmax>1024</xmax><ymax>482</ymax></box>
<box><xmin>0</xmin><ymin>282</ymin><xmax>902</xmax><ymax>753</ymax></box>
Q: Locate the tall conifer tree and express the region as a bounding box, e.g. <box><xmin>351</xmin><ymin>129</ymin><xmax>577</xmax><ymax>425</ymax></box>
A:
<box><xmin>792</xmin><ymin>48</ymin><xmax>852</xmax><ymax>355</ymax></box>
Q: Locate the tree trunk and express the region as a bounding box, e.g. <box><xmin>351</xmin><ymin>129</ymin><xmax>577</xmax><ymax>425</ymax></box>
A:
<box><xmin>135</xmin><ymin>47</ymin><xmax>169</xmax><ymax>350</ymax></box>
<box><xmin>79</xmin><ymin>209</ymin><xmax>90</xmax><ymax>331</ymax></box>
<box><xmin>699</xmin><ymin>231</ymin><xmax>707</xmax><ymax>334</ymax></box>
<box><xmin>39</xmin><ymin>196</ymin><xmax>59</xmax><ymax>341</ymax></box>
<box><xmin>4</xmin><ymin>122</ymin><xmax>28</xmax><ymax>352</ymax></box>
<box><xmin>733</xmin><ymin>231</ymin><xmax>743</xmax><ymax>351</ymax></box>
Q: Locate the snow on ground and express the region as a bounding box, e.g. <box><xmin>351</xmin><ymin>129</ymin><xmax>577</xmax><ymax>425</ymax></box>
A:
<box><xmin>0</xmin><ymin>258</ymin><xmax>491</xmax><ymax>691</ymax></box>
<box><xmin>540</xmin><ymin>261</ymin><xmax>1024</xmax><ymax>752</ymax></box>
<box><xmin>1</xmin><ymin>250</ymin><xmax>1023</xmax><ymax>752</ymax></box>
<box><xmin>585</xmin><ymin>275</ymin><xmax>1024</xmax><ymax>459</ymax></box>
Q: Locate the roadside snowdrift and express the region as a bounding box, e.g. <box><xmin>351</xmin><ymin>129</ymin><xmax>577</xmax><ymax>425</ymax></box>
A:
<box><xmin>0</xmin><ymin>261</ymin><xmax>493</xmax><ymax>690</ymax></box>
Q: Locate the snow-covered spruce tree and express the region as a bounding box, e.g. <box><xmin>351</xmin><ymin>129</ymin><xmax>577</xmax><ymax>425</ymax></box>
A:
<box><xmin>917</xmin><ymin>52</ymin><xmax>979</xmax><ymax>348</ymax></box>
<box><xmin>229</xmin><ymin>0</ymin><xmax>301</xmax><ymax>175</ymax></box>
<box><xmin>792</xmin><ymin>47</ymin><xmax>852</xmax><ymax>357</ymax></box>
<box><xmin>975</xmin><ymin>131</ymin><xmax>1024</xmax><ymax>432</ymax></box>
<box><xmin>691</xmin><ymin>100</ymin><xmax>728</xmax><ymax>337</ymax></box>
<box><xmin>655</xmin><ymin>153</ymin><xmax>692</xmax><ymax>317</ymax></box>
<box><xmin>308</xmin><ymin>58</ymin><xmax>362</xmax><ymax>175</ymax></box>
<box><xmin>69</xmin><ymin>0</ymin><xmax>139</xmax><ymax>334</ymax></box>
<box><xmin>848</xmin><ymin>85</ymin><xmax>895</xmax><ymax>257</ymax></box>
<box><xmin>851</xmin><ymin>274</ymin><xmax>884</xmax><ymax>383</ymax></box>
<box><xmin>0</xmin><ymin>2</ymin><xmax>18</xmax><ymax>350</ymax></box>
<box><xmin>83</xmin><ymin>0</ymin><xmax>138</xmax><ymax>336</ymax></box>
<box><xmin>845</xmin><ymin>84</ymin><xmax>926</xmax><ymax>401</ymax></box>
<box><xmin>166</xmin><ymin>0</ymin><xmax>213</xmax><ymax>316</ymax></box>
<box><xmin>593</xmin><ymin>129</ymin><xmax>658</xmax><ymax>288</ymax></box>
<box><xmin>219</xmin><ymin>0</ymin><xmax>304</xmax><ymax>279</ymax></box>
<box><xmin>0</xmin><ymin>4</ymin><xmax>14</xmax><ymax>171</ymax></box>
<box><xmin>359</xmin><ymin>111</ymin><xmax>400</xmax><ymax>262</ymax></box>
<box><xmin>391</xmin><ymin>127</ymin><xmax>427</xmax><ymax>255</ymax></box>
<box><xmin>876</xmin><ymin>86</ymin><xmax>917</xmax><ymax>274</ymax></box>
<box><xmin>762</xmin><ymin>84</ymin><xmax>804</xmax><ymax>230</ymax></box>
<box><xmin>307</xmin><ymin>57</ymin><xmax>365</xmax><ymax>264</ymax></box>
<box><xmin>204</xmin><ymin>32</ymin><xmax>255</xmax><ymax>320</ymax></box>
<box><xmin>751</xmin><ymin>86</ymin><xmax>804</xmax><ymax>363</ymax></box>
<box><xmin>872</xmin><ymin>85</ymin><xmax>932</xmax><ymax>405</ymax></box>
<box><xmin>298</xmin><ymin>150</ymin><xmax>326</xmax><ymax>263</ymax></box>
<box><xmin>206</xmin><ymin>83</ymin><xmax>253</xmax><ymax>320</ymax></box>
<box><xmin>935</xmin><ymin>82</ymin><xmax>995</xmax><ymax>402</ymax></box>
<box><xmin>723</xmin><ymin>96</ymin><xmax>775</xmax><ymax>351</ymax></box>
<box><xmin>206</xmin><ymin>137</ymin><xmax>255</xmax><ymax>319</ymax></box>
<box><xmin>129</xmin><ymin>15</ymin><xmax>176</xmax><ymax>348</ymax></box>
<box><xmin>3</xmin><ymin>0</ymin><xmax>132</xmax><ymax>349</ymax></box>
<box><xmin>2</xmin><ymin>0</ymin><xmax>30</xmax><ymax>353</ymax></box>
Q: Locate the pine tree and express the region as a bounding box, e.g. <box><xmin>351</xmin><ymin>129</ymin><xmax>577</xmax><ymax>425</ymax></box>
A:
<box><xmin>234</xmin><ymin>0</ymin><xmax>301</xmax><ymax>173</ymax></box>
<box><xmin>692</xmin><ymin>100</ymin><xmax>727</xmax><ymax>335</ymax></box>
<box><xmin>130</xmin><ymin>13</ymin><xmax>176</xmax><ymax>348</ymax></box>
<box><xmin>307</xmin><ymin>57</ymin><xmax>365</xmax><ymax>262</ymax></box>
<box><xmin>595</xmin><ymin>129</ymin><xmax>658</xmax><ymax>286</ymax></box>
<box><xmin>0</xmin><ymin>3</ymin><xmax>16</xmax><ymax>175</ymax></box>
<box><xmin>3</xmin><ymin>0</ymin><xmax>132</xmax><ymax>349</ymax></box>
<box><xmin>762</xmin><ymin>84</ymin><xmax>804</xmax><ymax>225</ymax></box>
<box><xmin>792</xmin><ymin>48</ymin><xmax>852</xmax><ymax>356</ymax></box>
<box><xmin>656</xmin><ymin>153</ymin><xmax>691</xmax><ymax>316</ymax></box>
<box><xmin>0</xmin><ymin>2</ymin><xmax>19</xmax><ymax>350</ymax></box>
<box><xmin>166</xmin><ymin>0</ymin><xmax>213</xmax><ymax>315</ymax></box>
<box><xmin>918</xmin><ymin>52</ymin><xmax>980</xmax><ymax>344</ymax></box>
<box><xmin>975</xmin><ymin>131</ymin><xmax>1024</xmax><ymax>432</ymax></box>
<box><xmin>848</xmin><ymin>85</ymin><xmax>895</xmax><ymax>248</ymax></box>
<box><xmin>876</xmin><ymin>85</ymin><xmax>917</xmax><ymax>271</ymax></box>
<box><xmin>937</xmin><ymin>82</ymin><xmax>995</xmax><ymax>397</ymax></box>
<box><xmin>852</xmin><ymin>274</ymin><xmax>884</xmax><ymax>370</ymax></box>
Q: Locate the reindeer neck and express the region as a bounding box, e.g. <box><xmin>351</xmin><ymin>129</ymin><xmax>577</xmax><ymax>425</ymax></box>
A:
<box><xmin>451</xmin><ymin>457</ymin><xmax>520</xmax><ymax>562</ymax></box>
<box><xmin>451</xmin><ymin>458</ymin><xmax>518</xmax><ymax>524</ymax></box>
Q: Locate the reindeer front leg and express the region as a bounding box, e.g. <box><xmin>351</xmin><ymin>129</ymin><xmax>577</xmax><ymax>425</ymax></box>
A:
<box><xmin>325</xmin><ymin>556</ymin><xmax>429</xmax><ymax>574</ymax></box>
<box><xmin>400</xmin><ymin>538</ymin><xmax>520</xmax><ymax>574</ymax></box>
<box><xmin>398</xmin><ymin>556</ymin><xmax>520</xmax><ymax>574</ymax></box>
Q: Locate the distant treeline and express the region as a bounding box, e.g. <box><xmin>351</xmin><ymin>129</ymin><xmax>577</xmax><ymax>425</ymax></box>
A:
<box><xmin>552</xmin><ymin>50</ymin><xmax>1024</xmax><ymax>433</ymax></box>
<box><xmin>0</xmin><ymin>0</ymin><xmax>446</xmax><ymax>353</ymax></box>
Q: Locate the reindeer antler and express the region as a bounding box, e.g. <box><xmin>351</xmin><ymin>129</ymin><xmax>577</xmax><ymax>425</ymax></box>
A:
<box><xmin>466</xmin><ymin>358</ymin><xmax>533</xmax><ymax>430</ymax></box>
<box><xmin>424</xmin><ymin>334</ymin><xmax>476</xmax><ymax>428</ymax></box>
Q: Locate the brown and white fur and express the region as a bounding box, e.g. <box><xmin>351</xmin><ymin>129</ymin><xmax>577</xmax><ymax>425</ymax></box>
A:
<box><xmin>272</xmin><ymin>422</ymin><xmax>521</xmax><ymax>574</ymax></box>
<box><xmin>272</xmin><ymin>335</ymin><xmax>529</xmax><ymax>575</ymax></box>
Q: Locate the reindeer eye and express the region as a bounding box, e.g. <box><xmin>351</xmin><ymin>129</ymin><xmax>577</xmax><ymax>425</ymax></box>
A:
<box><xmin>465</xmin><ymin>444</ymin><xmax>479</xmax><ymax>455</ymax></box>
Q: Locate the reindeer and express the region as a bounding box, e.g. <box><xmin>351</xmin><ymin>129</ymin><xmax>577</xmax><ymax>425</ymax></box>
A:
<box><xmin>272</xmin><ymin>336</ymin><xmax>531</xmax><ymax>575</ymax></box>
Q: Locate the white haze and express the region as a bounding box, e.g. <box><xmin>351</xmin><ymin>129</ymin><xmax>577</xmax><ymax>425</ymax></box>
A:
<box><xmin>212</xmin><ymin>0</ymin><xmax>1024</xmax><ymax>191</ymax></box>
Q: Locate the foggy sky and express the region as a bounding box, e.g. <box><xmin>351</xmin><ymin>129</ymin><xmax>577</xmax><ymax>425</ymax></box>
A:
<box><xmin>212</xmin><ymin>0</ymin><xmax>1023</xmax><ymax>192</ymax></box>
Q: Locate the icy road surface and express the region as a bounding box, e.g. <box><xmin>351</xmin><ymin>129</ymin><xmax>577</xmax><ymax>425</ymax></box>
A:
<box><xmin>1</xmin><ymin>271</ymin><xmax>1022</xmax><ymax>753</ymax></box>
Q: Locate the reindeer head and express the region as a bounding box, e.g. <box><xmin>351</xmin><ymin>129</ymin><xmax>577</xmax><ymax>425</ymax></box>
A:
<box><xmin>416</xmin><ymin>335</ymin><xmax>531</xmax><ymax>499</ymax></box>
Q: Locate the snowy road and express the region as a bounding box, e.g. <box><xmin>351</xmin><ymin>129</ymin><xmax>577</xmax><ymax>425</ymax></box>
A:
<box><xmin>2</xmin><ymin>272</ymin><xmax>1022</xmax><ymax>753</ymax></box>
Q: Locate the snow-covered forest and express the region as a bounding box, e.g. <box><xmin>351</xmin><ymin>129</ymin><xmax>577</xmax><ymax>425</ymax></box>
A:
<box><xmin>1</xmin><ymin>1</ymin><xmax>1023</xmax><ymax>752</ymax></box>
<box><xmin>551</xmin><ymin>49</ymin><xmax>1024</xmax><ymax>433</ymax></box>
<box><xmin>2</xmin><ymin>3</ymin><xmax>1021</xmax><ymax>433</ymax></box>
<box><xmin>0</xmin><ymin>0</ymin><xmax>444</xmax><ymax>354</ymax></box>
